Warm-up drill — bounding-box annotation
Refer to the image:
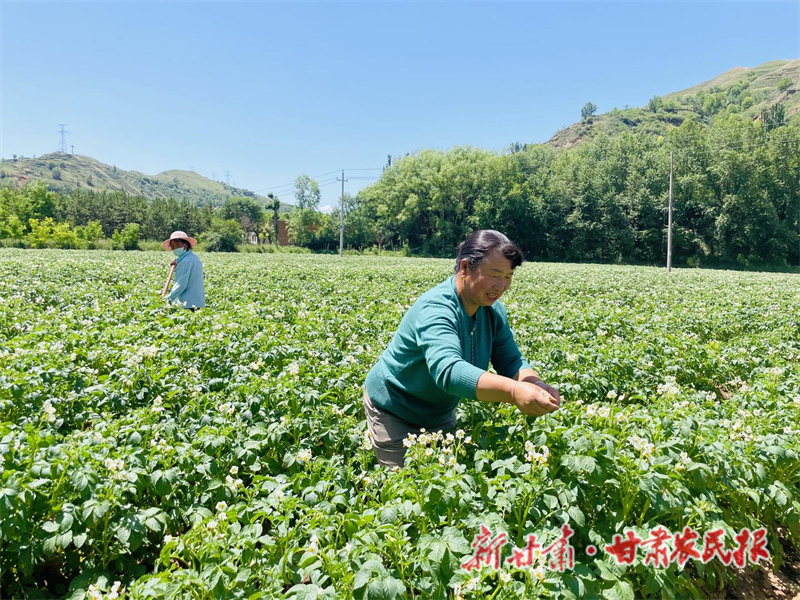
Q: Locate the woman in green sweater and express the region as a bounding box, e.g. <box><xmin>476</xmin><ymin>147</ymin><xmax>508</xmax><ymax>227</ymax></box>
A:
<box><xmin>364</xmin><ymin>230</ymin><xmax>560</xmax><ymax>467</ymax></box>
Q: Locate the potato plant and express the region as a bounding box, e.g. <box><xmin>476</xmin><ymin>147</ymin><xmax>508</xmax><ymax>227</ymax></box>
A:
<box><xmin>0</xmin><ymin>250</ymin><xmax>798</xmax><ymax>599</ymax></box>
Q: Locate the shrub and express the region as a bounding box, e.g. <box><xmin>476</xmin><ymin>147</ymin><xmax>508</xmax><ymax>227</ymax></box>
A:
<box><xmin>111</xmin><ymin>223</ymin><xmax>141</xmax><ymax>250</ymax></box>
<box><xmin>76</xmin><ymin>220</ymin><xmax>104</xmax><ymax>243</ymax></box>
<box><xmin>0</xmin><ymin>215</ymin><xmax>26</xmax><ymax>239</ymax></box>
<box><xmin>26</xmin><ymin>217</ymin><xmax>80</xmax><ymax>249</ymax></box>
<box><xmin>75</xmin><ymin>220</ymin><xmax>104</xmax><ymax>248</ymax></box>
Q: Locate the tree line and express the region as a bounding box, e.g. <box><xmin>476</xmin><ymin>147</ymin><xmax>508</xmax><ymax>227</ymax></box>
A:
<box><xmin>0</xmin><ymin>184</ymin><xmax>288</xmax><ymax>252</ymax></box>
<box><xmin>336</xmin><ymin>111</ymin><xmax>798</xmax><ymax>268</ymax></box>
<box><xmin>1</xmin><ymin>110</ymin><xmax>798</xmax><ymax>268</ymax></box>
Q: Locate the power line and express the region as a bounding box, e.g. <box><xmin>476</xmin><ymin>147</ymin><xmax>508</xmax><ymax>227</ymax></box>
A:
<box><xmin>253</xmin><ymin>169</ymin><xmax>343</xmax><ymax>193</ymax></box>
<box><xmin>254</xmin><ymin>167</ymin><xmax>383</xmax><ymax>193</ymax></box>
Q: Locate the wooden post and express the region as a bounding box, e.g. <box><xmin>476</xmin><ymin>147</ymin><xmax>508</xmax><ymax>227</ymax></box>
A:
<box><xmin>667</xmin><ymin>151</ymin><xmax>673</xmax><ymax>274</ymax></box>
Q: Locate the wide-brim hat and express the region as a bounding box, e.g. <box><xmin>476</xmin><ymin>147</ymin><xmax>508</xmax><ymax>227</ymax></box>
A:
<box><xmin>162</xmin><ymin>231</ymin><xmax>197</xmax><ymax>250</ymax></box>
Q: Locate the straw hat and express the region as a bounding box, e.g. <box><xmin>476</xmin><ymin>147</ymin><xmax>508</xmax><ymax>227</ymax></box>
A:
<box><xmin>162</xmin><ymin>231</ymin><xmax>197</xmax><ymax>250</ymax></box>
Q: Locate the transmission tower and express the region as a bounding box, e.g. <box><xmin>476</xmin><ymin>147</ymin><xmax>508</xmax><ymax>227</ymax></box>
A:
<box><xmin>57</xmin><ymin>124</ymin><xmax>69</xmax><ymax>153</ymax></box>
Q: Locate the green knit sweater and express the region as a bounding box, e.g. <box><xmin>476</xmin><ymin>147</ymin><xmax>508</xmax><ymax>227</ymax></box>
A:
<box><xmin>365</xmin><ymin>275</ymin><xmax>531</xmax><ymax>426</ymax></box>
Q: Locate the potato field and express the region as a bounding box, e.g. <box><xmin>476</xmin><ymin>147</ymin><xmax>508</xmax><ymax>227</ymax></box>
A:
<box><xmin>1</xmin><ymin>250</ymin><xmax>798</xmax><ymax>599</ymax></box>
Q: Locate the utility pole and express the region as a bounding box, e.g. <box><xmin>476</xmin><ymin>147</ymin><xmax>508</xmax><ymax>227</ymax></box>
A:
<box><xmin>225</xmin><ymin>171</ymin><xmax>231</xmax><ymax>186</ymax></box>
<box><xmin>337</xmin><ymin>170</ymin><xmax>348</xmax><ymax>257</ymax></box>
<box><xmin>71</xmin><ymin>145</ymin><xmax>74</xmax><ymax>155</ymax></box>
<box><xmin>667</xmin><ymin>151</ymin><xmax>674</xmax><ymax>274</ymax></box>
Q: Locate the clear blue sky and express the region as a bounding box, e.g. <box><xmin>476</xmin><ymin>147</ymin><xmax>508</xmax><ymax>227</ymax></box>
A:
<box><xmin>2</xmin><ymin>1</ymin><xmax>798</xmax><ymax>211</ymax></box>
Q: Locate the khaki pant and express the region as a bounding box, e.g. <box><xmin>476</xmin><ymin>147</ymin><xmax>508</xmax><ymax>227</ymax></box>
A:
<box><xmin>362</xmin><ymin>386</ymin><xmax>456</xmax><ymax>468</ymax></box>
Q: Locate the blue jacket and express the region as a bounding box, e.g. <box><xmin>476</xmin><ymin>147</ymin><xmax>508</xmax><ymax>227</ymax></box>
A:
<box><xmin>166</xmin><ymin>250</ymin><xmax>205</xmax><ymax>308</ymax></box>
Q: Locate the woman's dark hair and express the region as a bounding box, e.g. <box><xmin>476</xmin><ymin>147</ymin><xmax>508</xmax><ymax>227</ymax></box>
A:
<box><xmin>454</xmin><ymin>230</ymin><xmax>523</xmax><ymax>272</ymax></box>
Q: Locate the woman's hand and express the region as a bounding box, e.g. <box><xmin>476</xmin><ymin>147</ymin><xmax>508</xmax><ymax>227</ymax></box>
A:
<box><xmin>533</xmin><ymin>381</ymin><xmax>561</xmax><ymax>404</ymax></box>
<box><xmin>511</xmin><ymin>381</ymin><xmax>560</xmax><ymax>417</ymax></box>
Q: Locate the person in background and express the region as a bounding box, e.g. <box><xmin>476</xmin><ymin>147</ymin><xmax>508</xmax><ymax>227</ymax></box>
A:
<box><xmin>161</xmin><ymin>231</ymin><xmax>205</xmax><ymax>310</ymax></box>
<box><xmin>363</xmin><ymin>229</ymin><xmax>560</xmax><ymax>467</ymax></box>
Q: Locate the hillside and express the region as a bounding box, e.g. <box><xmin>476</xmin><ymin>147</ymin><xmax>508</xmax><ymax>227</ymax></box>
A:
<box><xmin>0</xmin><ymin>152</ymin><xmax>293</xmax><ymax>210</ymax></box>
<box><xmin>547</xmin><ymin>58</ymin><xmax>799</xmax><ymax>149</ymax></box>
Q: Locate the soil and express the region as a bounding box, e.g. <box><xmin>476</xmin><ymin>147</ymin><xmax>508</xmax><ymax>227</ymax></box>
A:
<box><xmin>719</xmin><ymin>555</ymin><xmax>800</xmax><ymax>600</ymax></box>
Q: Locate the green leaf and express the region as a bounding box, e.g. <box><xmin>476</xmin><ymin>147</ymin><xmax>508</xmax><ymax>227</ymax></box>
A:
<box><xmin>43</xmin><ymin>535</ymin><xmax>58</xmax><ymax>555</ymax></box>
<box><xmin>567</xmin><ymin>506</ymin><xmax>586</xmax><ymax>527</ymax></box>
<box><xmin>353</xmin><ymin>559</ymin><xmax>384</xmax><ymax>590</ymax></box>
<box><xmin>365</xmin><ymin>576</ymin><xmax>406</xmax><ymax>600</ymax></box>
<box><xmin>42</xmin><ymin>521</ymin><xmax>59</xmax><ymax>533</ymax></box>
<box><xmin>285</xmin><ymin>584</ymin><xmax>324</xmax><ymax>600</ymax></box>
<box><xmin>142</xmin><ymin>508</ymin><xmax>167</xmax><ymax>533</ymax></box>
<box><xmin>116</xmin><ymin>525</ymin><xmax>131</xmax><ymax>544</ymax></box>
<box><xmin>543</xmin><ymin>494</ymin><xmax>559</xmax><ymax>510</ymax></box>
<box><xmin>595</xmin><ymin>559</ymin><xmax>619</xmax><ymax>582</ymax></box>
<box><xmin>151</xmin><ymin>470</ymin><xmax>172</xmax><ymax>497</ymax></box>
<box><xmin>603</xmin><ymin>581</ymin><xmax>635</xmax><ymax>600</ymax></box>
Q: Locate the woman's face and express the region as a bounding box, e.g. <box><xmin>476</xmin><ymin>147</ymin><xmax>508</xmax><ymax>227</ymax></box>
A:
<box><xmin>458</xmin><ymin>250</ymin><xmax>514</xmax><ymax>315</ymax></box>
<box><xmin>169</xmin><ymin>240</ymin><xmax>187</xmax><ymax>251</ymax></box>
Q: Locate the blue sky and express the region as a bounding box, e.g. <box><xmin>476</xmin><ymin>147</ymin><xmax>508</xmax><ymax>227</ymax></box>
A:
<box><xmin>2</xmin><ymin>1</ymin><xmax>798</xmax><ymax>211</ymax></box>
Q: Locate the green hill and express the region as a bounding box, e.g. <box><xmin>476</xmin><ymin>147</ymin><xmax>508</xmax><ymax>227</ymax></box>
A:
<box><xmin>547</xmin><ymin>58</ymin><xmax>799</xmax><ymax>149</ymax></box>
<box><xmin>0</xmin><ymin>152</ymin><xmax>293</xmax><ymax>210</ymax></box>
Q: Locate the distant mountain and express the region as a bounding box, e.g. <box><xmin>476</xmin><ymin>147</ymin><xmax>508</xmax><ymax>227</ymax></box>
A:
<box><xmin>546</xmin><ymin>58</ymin><xmax>799</xmax><ymax>149</ymax></box>
<box><xmin>0</xmin><ymin>152</ymin><xmax>293</xmax><ymax>210</ymax></box>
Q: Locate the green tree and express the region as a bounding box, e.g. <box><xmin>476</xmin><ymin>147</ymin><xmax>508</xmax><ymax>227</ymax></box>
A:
<box><xmin>339</xmin><ymin>192</ymin><xmax>377</xmax><ymax>249</ymax></box>
<box><xmin>314</xmin><ymin>193</ymin><xmax>372</xmax><ymax>251</ymax></box>
<box><xmin>75</xmin><ymin>220</ymin><xmax>104</xmax><ymax>246</ymax></box>
<box><xmin>550</xmin><ymin>135</ymin><xmax>636</xmax><ymax>262</ymax></box>
<box><xmin>777</xmin><ymin>76</ymin><xmax>792</xmax><ymax>92</ymax></box>
<box><xmin>647</xmin><ymin>96</ymin><xmax>663</xmax><ymax>113</ymax></box>
<box><xmin>472</xmin><ymin>146</ymin><xmax>555</xmax><ymax>259</ymax></box>
<box><xmin>27</xmin><ymin>218</ymin><xmax>80</xmax><ymax>249</ymax></box>
<box><xmin>701</xmin><ymin>93</ymin><xmax>725</xmax><ymax>116</ymax></box>
<box><xmin>293</xmin><ymin>175</ymin><xmax>321</xmax><ymax>210</ymax></box>
<box><xmin>581</xmin><ymin>102</ymin><xmax>598</xmax><ymax>120</ymax></box>
<box><xmin>0</xmin><ymin>181</ymin><xmax>56</xmax><ymax>226</ymax></box>
<box><xmin>286</xmin><ymin>208</ymin><xmax>323</xmax><ymax>247</ymax></box>
<box><xmin>0</xmin><ymin>214</ymin><xmax>26</xmax><ymax>239</ymax></box>
<box><xmin>202</xmin><ymin>218</ymin><xmax>242</xmax><ymax>252</ymax></box>
<box><xmin>265</xmin><ymin>193</ymin><xmax>281</xmax><ymax>244</ymax></box>
<box><xmin>706</xmin><ymin>113</ymin><xmax>790</xmax><ymax>265</ymax></box>
<box><xmin>761</xmin><ymin>103</ymin><xmax>785</xmax><ymax>132</ymax></box>
<box><xmin>111</xmin><ymin>223</ymin><xmax>141</xmax><ymax>250</ymax></box>
<box><xmin>359</xmin><ymin>146</ymin><xmax>497</xmax><ymax>254</ymax></box>
<box><xmin>220</xmin><ymin>196</ymin><xmax>266</xmax><ymax>242</ymax></box>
